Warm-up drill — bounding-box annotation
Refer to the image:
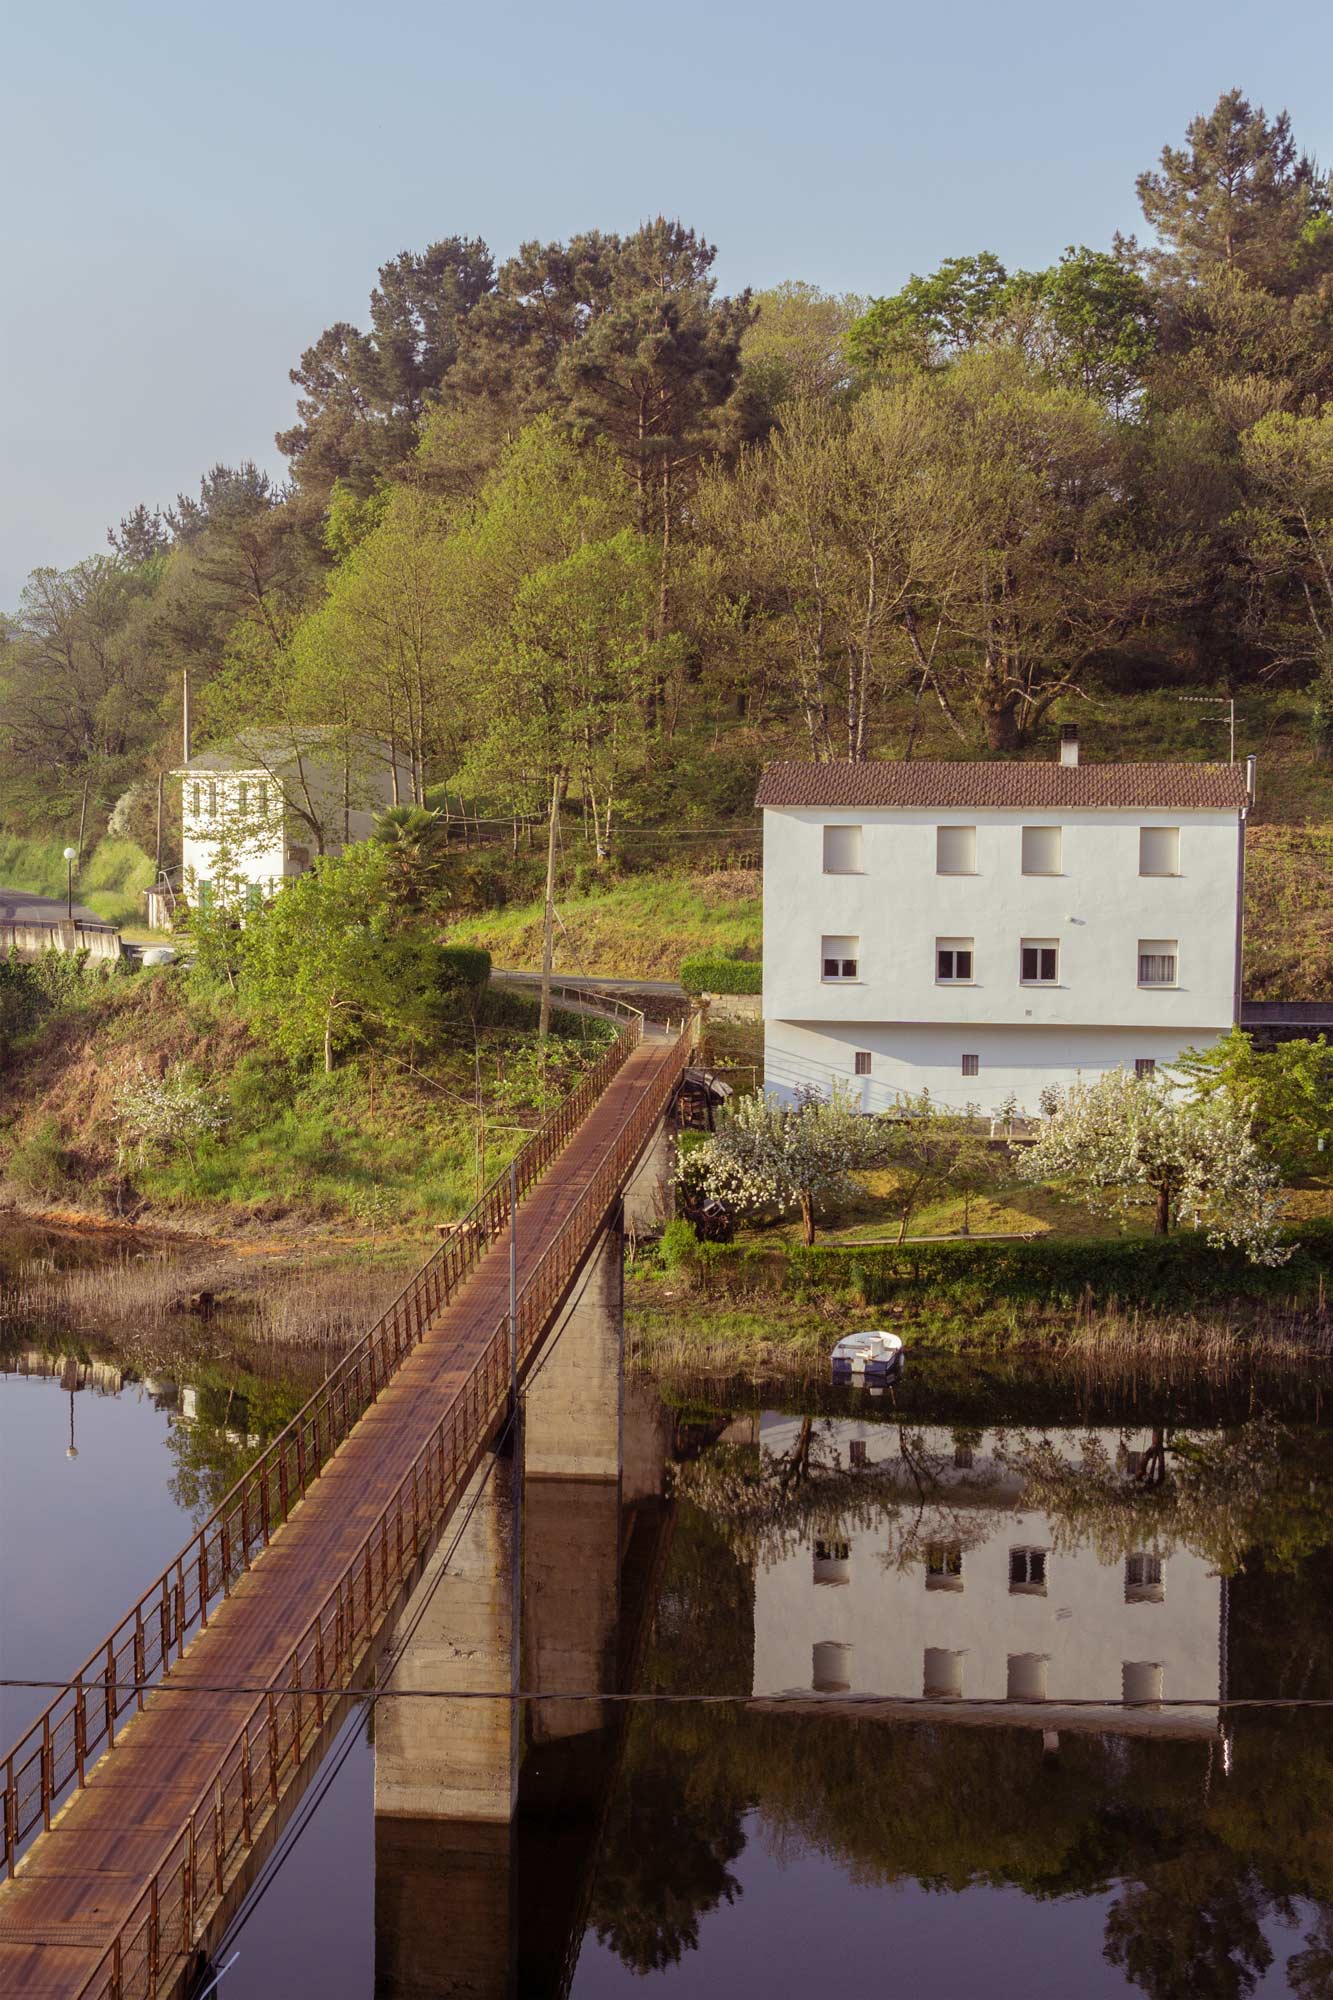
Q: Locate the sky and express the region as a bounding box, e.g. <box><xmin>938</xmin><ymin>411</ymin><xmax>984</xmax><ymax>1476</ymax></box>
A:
<box><xmin>3</xmin><ymin>0</ymin><xmax>1333</xmax><ymax>608</ymax></box>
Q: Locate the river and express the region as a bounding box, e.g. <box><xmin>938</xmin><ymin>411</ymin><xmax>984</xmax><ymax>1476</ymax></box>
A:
<box><xmin>3</xmin><ymin>1264</ymin><xmax>1332</xmax><ymax>2000</ymax></box>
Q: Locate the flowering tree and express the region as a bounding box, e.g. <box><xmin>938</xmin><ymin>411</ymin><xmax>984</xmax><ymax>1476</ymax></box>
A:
<box><xmin>113</xmin><ymin>1061</ymin><xmax>228</xmax><ymax>1172</ymax></box>
<box><xmin>1017</xmin><ymin>1069</ymin><xmax>1290</xmax><ymax>1265</ymax></box>
<box><xmin>685</xmin><ymin>1084</ymin><xmax>878</xmax><ymax>1244</ymax></box>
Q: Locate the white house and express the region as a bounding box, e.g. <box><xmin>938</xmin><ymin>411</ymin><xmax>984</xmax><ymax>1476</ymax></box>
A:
<box><xmin>757</xmin><ymin>730</ymin><xmax>1252</xmax><ymax>1112</ymax></box>
<box><xmin>176</xmin><ymin>733</ymin><xmax>406</xmax><ymax>911</ymax></box>
<box><xmin>752</xmin><ymin>1416</ymin><xmax>1223</xmax><ymax>1739</ymax></box>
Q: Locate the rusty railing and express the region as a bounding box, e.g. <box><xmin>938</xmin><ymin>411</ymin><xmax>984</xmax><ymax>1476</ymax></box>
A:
<box><xmin>68</xmin><ymin>1016</ymin><xmax>693</xmax><ymax>2000</ymax></box>
<box><xmin>1</xmin><ymin>1011</ymin><xmax>646</xmax><ymax>1880</ymax></box>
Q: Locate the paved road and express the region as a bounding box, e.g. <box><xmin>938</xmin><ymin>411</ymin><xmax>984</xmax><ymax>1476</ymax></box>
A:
<box><xmin>0</xmin><ymin>886</ymin><xmax>104</xmax><ymax>925</ymax></box>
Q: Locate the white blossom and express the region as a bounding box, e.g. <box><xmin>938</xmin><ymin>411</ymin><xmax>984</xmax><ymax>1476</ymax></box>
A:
<box><xmin>1018</xmin><ymin>1068</ymin><xmax>1290</xmax><ymax>1266</ymax></box>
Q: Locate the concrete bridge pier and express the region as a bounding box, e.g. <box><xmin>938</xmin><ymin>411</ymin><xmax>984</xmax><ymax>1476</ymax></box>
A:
<box><xmin>524</xmin><ymin>1207</ymin><xmax>625</xmax><ymax>1747</ymax></box>
<box><xmin>373</xmin><ymin>1439</ymin><xmax>523</xmax><ymax>1999</ymax></box>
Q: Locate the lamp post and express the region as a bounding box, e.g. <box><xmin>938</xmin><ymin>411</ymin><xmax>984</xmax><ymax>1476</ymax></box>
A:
<box><xmin>63</xmin><ymin>845</ymin><xmax>78</xmax><ymax>923</ymax></box>
<box><xmin>67</xmin><ymin>1387</ymin><xmax>79</xmax><ymax>1460</ymax></box>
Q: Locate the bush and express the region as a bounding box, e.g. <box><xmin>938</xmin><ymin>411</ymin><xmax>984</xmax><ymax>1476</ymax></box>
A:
<box><xmin>658</xmin><ymin>1218</ymin><xmax>699</xmax><ymax>1272</ymax></box>
<box><xmin>6</xmin><ymin>1118</ymin><xmax>74</xmax><ymax>1198</ymax></box>
<box><xmin>679</xmin><ymin>954</ymin><xmax>762</xmax><ymax>996</ymax></box>
<box><xmin>439</xmin><ymin>945</ymin><xmax>492</xmax><ymax>993</ymax></box>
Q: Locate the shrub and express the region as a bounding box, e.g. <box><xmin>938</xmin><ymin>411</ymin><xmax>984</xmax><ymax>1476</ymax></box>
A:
<box><xmin>7</xmin><ymin>1118</ymin><xmax>73</xmax><ymax>1198</ymax></box>
<box><xmin>439</xmin><ymin>945</ymin><xmax>492</xmax><ymax>993</ymax></box>
<box><xmin>679</xmin><ymin>954</ymin><xmax>762</xmax><ymax>996</ymax></box>
<box><xmin>658</xmin><ymin>1218</ymin><xmax>700</xmax><ymax>1273</ymax></box>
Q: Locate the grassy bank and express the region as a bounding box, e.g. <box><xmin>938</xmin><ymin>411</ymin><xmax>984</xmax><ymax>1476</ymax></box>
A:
<box><xmin>626</xmin><ymin>1220</ymin><xmax>1333</xmax><ymax>1369</ymax></box>
<box><xmin>0</xmin><ymin>832</ymin><xmax>156</xmax><ymax>928</ymax></box>
<box><xmin>0</xmin><ymin>964</ymin><xmax>615</xmax><ymax>1237</ymax></box>
<box><xmin>449</xmin><ymin>867</ymin><xmax>761</xmax><ymax>978</ymax></box>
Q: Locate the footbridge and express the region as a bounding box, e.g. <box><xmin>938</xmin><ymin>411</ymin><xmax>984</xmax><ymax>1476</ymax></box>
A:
<box><xmin>0</xmin><ymin>1009</ymin><xmax>694</xmax><ymax>1999</ymax></box>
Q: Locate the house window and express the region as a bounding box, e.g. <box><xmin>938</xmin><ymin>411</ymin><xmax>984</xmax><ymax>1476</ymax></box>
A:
<box><xmin>1007</xmin><ymin>1653</ymin><xmax>1049</xmax><ymax>1702</ymax></box>
<box><xmin>936</xmin><ymin>825</ymin><xmax>977</xmax><ymax>875</ymax></box>
<box><xmin>1009</xmin><ymin>1546</ymin><xmax>1048</xmax><ymax>1594</ymax></box>
<box><xmin>937</xmin><ymin>938</ymin><xmax>974</xmax><ymax>982</ymax></box>
<box><xmin>923</xmin><ymin>1647</ymin><xmax>964</xmax><ymax>1699</ymax></box>
<box><xmin>1135</xmin><ymin>1058</ymin><xmax>1156</xmax><ymax>1079</ymax></box>
<box><xmin>1140</xmin><ymin>826</ymin><xmax>1180</xmax><ymax>877</ymax></box>
<box><xmin>823</xmin><ymin>823</ymin><xmax>863</xmax><ymax>874</ymax></box>
<box><xmin>813</xmin><ymin>1539</ymin><xmax>851</xmax><ymax>1587</ymax></box>
<box><xmin>196</xmin><ymin>879</ymin><xmax>212</xmax><ymax>913</ymax></box>
<box><xmin>237</xmin><ymin>780</ymin><xmax>248</xmax><ymax>814</ymax></box>
<box><xmin>926</xmin><ymin>1542</ymin><xmax>964</xmax><ymax>1590</ymax></box>
<box><xmin>1122</xmin><ymin>1660</ymin><xmax>1164</xmax><ymax>1707</ymax></box>
<box><xmin>1139</xmin><ymin>941</ymin><xmax>1178</xmax><ymax>987</ymax></box>
<box><xmin>190</xmin><ymin>783</ymin><xmax>201</xmax><ymax>818</ymax></box>
<box><xmin>257</xmin><ymin>782</ymin><xmax>268</xmax><ymax>816</ymax></box>
<box><xmin>954</xmin><ymin>1443</ymin><xmax>975</xmax><ymax>1469</ymax></box>
<box><xmin>1021</xmin><ymin>825</ymin><xmax>1062</xmax><ymax>875</ymax></box>
<box><xmin>1125</xmin><ymin>1553</ymin><xmax>1165</xmax><ymax>1603</ymax></box>
<box><xmin>822</xmin><ymin>935</ymin><xmax>859</xmax><ymax>980</ymax></box>
<box><xmin>207</xmin><ymin>781</ymin><xmax>217</xmax><ymax>818</ymax></box>
<box><xmin>849</xmin><ymin>1439</ymin><xmax>868</xmax><ymax>1469</ymax></box>
<box><xmin>961</xmin><ymin>1053</ymin><xmax>979</xmax><ymax>1077</ymax></box>
<box><xmin>1021</xmin><ymin>940</ymin><xmax>1059</xmax><ymax>984</ymax></box>
<box><xmin>854</xmin><ymin>1050</ymin><xmax>872</xmax><ymax>1076</ymax></box>
<box><xmin>813</xmin><ymin>1642</ymin><xmax>852</xmax><ymax>1693</ymax></box>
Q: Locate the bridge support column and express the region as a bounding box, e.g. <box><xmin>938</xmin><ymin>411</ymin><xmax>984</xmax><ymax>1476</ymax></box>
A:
<box><xmin>373</xmin><ymin>1440</ymin><xmax>523</xmax><ymax>1997</ymax></box>
<box><xmin>523</xmin><ymin>1212</ymin><xmax>624</xmax><ymax>1745</ymax></box>
<box><xmin>623</xmin><ymin>1109</ymin><xmax>677</xmax><ymax>1236</ymax></box>
<box><xmin>375</xmin><ymin>1440</ymin><xmax>522</xmax><ymax>1822</ymax></box>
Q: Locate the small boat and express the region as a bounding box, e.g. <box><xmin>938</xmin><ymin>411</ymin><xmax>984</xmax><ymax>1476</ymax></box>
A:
<box><xmin>831</xmin><ymin>1330</ymin><xmax>904</xmax><ymax>1385</ymax></box>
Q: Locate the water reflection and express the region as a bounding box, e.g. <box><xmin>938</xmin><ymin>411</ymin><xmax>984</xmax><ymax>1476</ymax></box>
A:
<box><xmin>6</xmin><ymin>1314</ymin><xmax>1333</xmax><ymax>1999</ymax></box>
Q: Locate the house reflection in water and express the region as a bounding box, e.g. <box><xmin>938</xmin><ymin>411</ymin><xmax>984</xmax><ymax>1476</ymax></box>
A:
<box><xmin>751</xmin><ymin>1417</ymin><xmax>1223</xmax><ymax>1740</ymax></box>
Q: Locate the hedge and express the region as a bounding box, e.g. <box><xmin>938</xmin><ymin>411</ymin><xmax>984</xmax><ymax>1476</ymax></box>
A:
<box><xmin>680</xmin><ymin>954</ymin><xmax>762</xmax><ymax>996</ymax></box>
<box><xmin>439</xmin><ymin>944</ymin><xmax>492</xmax><ymax>990</ymax></box>
<box><xmin>694</xmin><ymin>1220</ymin><xmax>1333</xmax><ymax>1312</ymax></box>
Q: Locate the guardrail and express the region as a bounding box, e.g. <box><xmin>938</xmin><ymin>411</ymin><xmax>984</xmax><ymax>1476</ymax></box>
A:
<box><xmin>1</xmin><ymin>1011</ymin><xmax>645</xmax><ymax>1881</ymax></box>
<box><xmin>70</xmin><ymin>1017</ymin><xmax>695</xmax><ymax>2000</ymax></box>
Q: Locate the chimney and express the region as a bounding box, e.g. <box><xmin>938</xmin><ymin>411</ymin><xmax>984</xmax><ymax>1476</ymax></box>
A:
<box><xmin>1245</xmin><ymin>753</ymin><xmax>1256</xmax><ymax>806</ymax></box>
<box><xmin>1059</xmin><ymin>723</ymin><xmax>1079</xmax><ymax>768</ymax></box>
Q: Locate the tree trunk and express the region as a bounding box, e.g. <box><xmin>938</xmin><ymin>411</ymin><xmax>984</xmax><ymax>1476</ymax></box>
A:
<box><xmin>1154</xmin><ymin>1180</ymin><xmax>1171</xmax><ymax>1236</ymax></box>
<box><xmin>324</xmin><ymin>1004</ymin><xmax>335</xmax><ymax>1075</ymax></box>
<box><xmin>982</xmin><ymin>701</ymin><xmax>1022</xmax><ymax>752</ymax></box>
<box><xmin>800</xmin><ymin>1192</ymin><xmax>815</xmax><ymax>1246</ymax></box>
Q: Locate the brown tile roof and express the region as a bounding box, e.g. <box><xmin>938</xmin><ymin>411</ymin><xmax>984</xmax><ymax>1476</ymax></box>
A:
<box><xmin>755</xmin><ymin>760</ymin><xmax>1249</xmax><ymax>812</ymax></box>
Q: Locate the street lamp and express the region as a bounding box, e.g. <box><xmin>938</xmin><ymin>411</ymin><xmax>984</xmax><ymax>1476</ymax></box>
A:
<box><xmin>63</xmin><ymin>845</ymin><xmax>78</xmax><ymax>922</ymax></box>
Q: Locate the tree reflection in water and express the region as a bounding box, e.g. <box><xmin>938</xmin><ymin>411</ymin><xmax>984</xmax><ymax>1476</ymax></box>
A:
<box><xmin>586</xmin><ymin>1403</ymin><xmax>1333</xmax><ymax>2000</ymax></box>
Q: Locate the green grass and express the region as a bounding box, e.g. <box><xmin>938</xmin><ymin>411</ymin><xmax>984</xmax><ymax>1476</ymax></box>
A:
<box><xmin>0</xmin><ymin>832</ymin><xmax>156</xmax><ymax>928</ymax></box>
<box><xmin>449</xmin><ymin>868</ymin><xmax>761</xmax><ymax>978</ymax></box>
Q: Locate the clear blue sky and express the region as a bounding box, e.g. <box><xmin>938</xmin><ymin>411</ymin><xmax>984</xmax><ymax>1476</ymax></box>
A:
<box><xmin>3</xmin><ymin>0</ymin><xmax>1332</xmax><ymax>607</ymax></box>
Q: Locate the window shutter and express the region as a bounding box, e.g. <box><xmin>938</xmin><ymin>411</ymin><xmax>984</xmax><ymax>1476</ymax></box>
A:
<box><xmin>936</xmin><ymin>825</ymin><xmax>977</xmax><ymax>874</ymax></box>
<box><xmin>1021</xmin><ymin>825</ymin><xmax>1061</xmax><ymax>874</ymax></box>
<box><xmin>823</xmin><ymin>824</ymin><xmax>863</xmax><ymax>873</ymax></box>
<box><xmin>1139</xmin><ymin>826</ymin><xmax>1180</xmax><ymax>876</ymax></box>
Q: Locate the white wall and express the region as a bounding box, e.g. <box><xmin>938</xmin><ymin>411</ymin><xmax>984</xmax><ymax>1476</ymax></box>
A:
<box><xmin>181</xmin><ymin>755</ymin><xmax>403</xmax><ymax>903</ymax></box>
<box><xmin>751</xmin><ymin>1419</ymin><xmax>1220</xmax><ymax>1732</ymax></box>
<box><xmin>765</xmin><ymin>1019</ymin><xmax>1217</xmax><ymax>1113</ymax></box>
<box><xmin>762</xmin><ymin>806</ymin><xmax>1241</xmax><ymax>1035</ymax></box>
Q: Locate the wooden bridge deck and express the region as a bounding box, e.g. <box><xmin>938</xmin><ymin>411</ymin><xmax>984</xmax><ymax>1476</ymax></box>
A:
<box><xmin>0</xmin><ymin>1031</ymin><xmax>684</xmax><ymax>2000</ymax></box>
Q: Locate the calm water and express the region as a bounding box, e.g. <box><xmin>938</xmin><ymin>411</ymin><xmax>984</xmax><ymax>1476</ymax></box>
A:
<box><xmin>4</xmin><ymin>1304</ymin><xmax>1333</xmax><ymax>2000</ymax></box>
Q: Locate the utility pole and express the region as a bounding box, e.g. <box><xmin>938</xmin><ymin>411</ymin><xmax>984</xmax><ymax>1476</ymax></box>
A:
<box><xmin>538</xmin><ymin>770</ymin><xmax>561</xmax><ymax>1042</ymax></box>
<box><xmin>182</xmin><ymin>667</ymin><xmax>191</xmax><ymax>764</ymax></box>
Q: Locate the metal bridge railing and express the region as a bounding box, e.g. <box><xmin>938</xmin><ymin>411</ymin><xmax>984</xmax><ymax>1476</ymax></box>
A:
<box><xmin>69</xmin><ymin>1017</ymin><xmax>694</xmax><ymax>2000</ymax></box>
<box><xmin>1</xmin><ymin>1010</ymin><xmax>647</xmax><ymax>1882</ymax></box>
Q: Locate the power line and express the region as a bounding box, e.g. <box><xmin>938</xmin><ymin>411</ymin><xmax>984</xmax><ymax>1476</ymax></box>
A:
<box><xmin>5</xmin><ymin>1677</ymin><xmax>1333</xmax><ymax>1710</ymax></box>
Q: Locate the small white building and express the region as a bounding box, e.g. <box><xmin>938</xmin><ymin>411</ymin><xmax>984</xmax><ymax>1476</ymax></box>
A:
<box><xmin>752</xmin><ymin>1417</ymin><xmax>1222</xmax><ymax>1738</ymax></box>
<box><xmin>757</xmin><ymin>731</ymin><xmax>1251</xmax><ymax>1112</ymax></box>
<box><xmin>176</xmin><ymin>732</ymin><xmax>405</xmax><ymax>911</ymax></box>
